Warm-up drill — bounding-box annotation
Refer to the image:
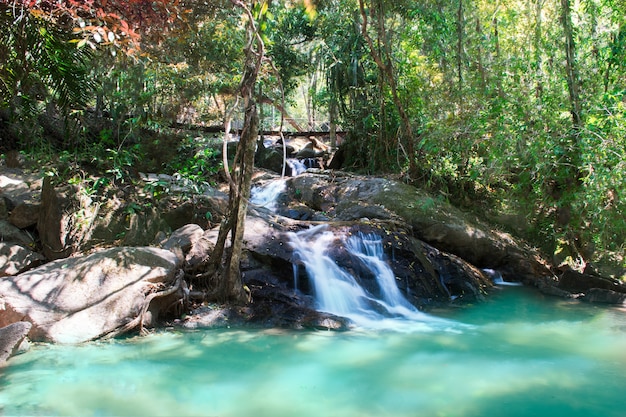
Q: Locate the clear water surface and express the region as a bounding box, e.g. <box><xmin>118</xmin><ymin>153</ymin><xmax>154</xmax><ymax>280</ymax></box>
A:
<box><xmin>1</xmin><ymin>286</ymin><xmax>626</xmax><ymax>417</ymax></box>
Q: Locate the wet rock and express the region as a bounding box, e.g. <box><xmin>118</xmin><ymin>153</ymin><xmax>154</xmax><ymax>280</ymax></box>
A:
<box><xmin>295</xmin><ymin>145</ymin><xmax>317</xmax><ymax>159</ymax></box>
<box><xmin>583</xmin><ymin>288</ymin><xmax>626</xmax><ymax>304</ymax></box>
<box><xmin>255</xmin><ymin>146</ymin><xmax>286</xmax><ymax>175</ymax></box>
<box><xmin>286</xmin><ymin>173</ymin><xmax>553</xmax><ymax>285</ymax></box>
<box><xmin>558</xmin><ymin>269</ymin><xmax>626</xmax><ymax>294</ymax></box>
<box><xmin>335</xmin><ymin>203</ymin><xmax>394</xmax><ymax>222</ymax></box>
<box><xmin>244</xmin><ymin>276</ymin><xmax>350</xmax><ymax>331</ymax></box>
<box><xmin>180</xmin><ymin>305</ymin><xmax>241</xmax><ymax>329</ymax></box>
<box><xmin>536</xmin><ymin>276</ymin><xmax>578</xmax><ymax>298</ymax></box>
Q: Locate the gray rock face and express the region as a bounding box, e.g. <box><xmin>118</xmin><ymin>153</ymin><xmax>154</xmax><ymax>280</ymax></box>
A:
<box><xmin>0</xmin><ymin>219</ymin><xmax>36</xmax><ymax>246</ymax></box>
<box><xmin>8</xmin><ymin>201</ymin><xmax>40</xmax><ymax>228</ymax></box>
<box><xmin>0</xmin><ymin>247</ymin><xmax>182</xmax><ymax>343</ymax></box>
<box><xmin>0</xmin><ymin>242</ymin><xmax>45</xmax><ymax>277</ymax></box>
<box><xmin>161</xmin><ymin>223</ymin><xmax>204</xmax><ymax>252</ymax></box>
<box><xmin>0</xmin><ymin>321</ymin><xmax>32</xmax><ymax>366</ymax></box>
<box><xmin>282</xmin><ymin>173</ymin><xmax>552</xmax><ymax>284</ymax></box>
<box><xmin>0</xmin><ymin>171</ymin><xmax>42</xmax><ymax>209</ymax></box>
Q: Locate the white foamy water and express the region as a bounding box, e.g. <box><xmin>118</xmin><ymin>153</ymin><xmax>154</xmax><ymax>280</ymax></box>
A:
<box><xmin>287</xmin><ymin>158</ymin><xmax>307</xmax><ymax>176</ymax></box>
<box><xmin>483</xmin><ymin>268</ymin><xmax>524</xmax><ymax>286</ymax></box>
<box><xmin>288</xmin><ymin>225</ymin><xmax>452</xmax><ymax>331</ymax></box>
<box><xmin>250</xmin><ymin>179</ymin><xmax>286</xmax><ymax>211</ymax></box>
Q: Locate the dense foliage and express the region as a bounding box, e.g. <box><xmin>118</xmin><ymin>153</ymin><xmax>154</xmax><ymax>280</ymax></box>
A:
<box><xmin>1</xmin><ymin>0</ymin><xmax>625</xmax><ymax>273</ymax></box>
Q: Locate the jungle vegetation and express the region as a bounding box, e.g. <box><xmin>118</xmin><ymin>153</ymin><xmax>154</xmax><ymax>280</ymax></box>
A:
<box><xmin>1</xmin><ymin>0</ymin><xmax>625</xmax><ymax>289</ymax></box>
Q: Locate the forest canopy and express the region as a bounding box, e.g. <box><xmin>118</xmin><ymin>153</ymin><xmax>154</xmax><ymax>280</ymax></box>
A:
<box><xmin>1</xmin><ymin>0</ymin><xmax>625</xmax><ymax>273</ymax></box>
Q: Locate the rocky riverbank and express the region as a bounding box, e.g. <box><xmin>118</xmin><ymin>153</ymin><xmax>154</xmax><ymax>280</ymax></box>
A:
<box><xmin>2</xmin><ymin>153</ymin><xmax>626</xmax><ymax>365</ymax></box>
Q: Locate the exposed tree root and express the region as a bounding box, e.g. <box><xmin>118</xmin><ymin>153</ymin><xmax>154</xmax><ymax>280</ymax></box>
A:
<box><xmin>104</xmin><ymin>269</ymin><xmax>186</xmax><ymax>339</ymax></box>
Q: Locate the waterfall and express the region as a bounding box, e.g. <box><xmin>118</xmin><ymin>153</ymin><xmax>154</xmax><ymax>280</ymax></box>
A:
<box><xmin>287</xmin><ymin>159</ymin><xmax>307</xmax><ymax>176</ymax></box>
<box><xmin>289</xmin><ymin>225</ymin><xmax>450</xmax><ymax>330</ymax></box>
<box><xmin>483</xmin><ymin>268</ymin><xmax>523</xmax><ymax>286</ymax></box>
<box><xmin>250</xmin><ymin>179</ymin><xmax>286</xmax><ymax>211</ymax></box>
<box><xmin>286</xmin><ymin>158</ymin><xmax>320</xmax><ymax>176</ymax></box>
<box><xmin>346</xmin><ymin>232</ymin><xmax>420</xmax><ymax>316</ymax></box>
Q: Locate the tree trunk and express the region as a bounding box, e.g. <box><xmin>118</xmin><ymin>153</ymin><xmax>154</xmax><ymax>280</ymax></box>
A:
<box><xmin>199</xmin><ymin>0</ymin><xmax>264</xmax><ymax>304</ymax></box>
<box><xmin>329</xmin><ymin>96</ymin><xmax>338</xmax><ymax>150</ymax></box>
<box><xmin>534</xmin><ymin>0</ymin><xmax>544</xmax><ymax>98</ymax></box>
<box><xmin>554</xmin><ymin>0</ymin><xmax>587</xmax><ymax>267</ymax></box>
<box><xmin>219</xmin><ymin>95</ymin><xmax>258</xmax><ymax>303</ymax></box>
<box><xmin>456</xmin><ymin>0</ymin><xmax>464</xmax><ymax>93</ymax></box>
<box><xmin>561</xmin><ymin>0</ymin><xmax>583</xmax><ymax>128</ymax></box>
<box><xmin>358</xmin><ymin>0</ymin><xmax>418</xmax><ymax>176</ymax></box>
<box><xmin>475</xmin><ymin>17</ymin><xmax>487</xmax><ymax>92</ymax></box>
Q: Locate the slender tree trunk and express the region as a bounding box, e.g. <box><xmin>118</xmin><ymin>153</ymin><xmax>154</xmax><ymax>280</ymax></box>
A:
<box><xmin>329</xmin><ymin>96</ymin><xmax>338</xmax><ymax>150</ymax></box>
<box><xmin>475</xmin><ymin>17</ymin><xmax>487</xmax><ymax>92</ymax></box>
<box><xmin>358</xmin><ymin>0</ymin><xmax>418</xmax><ymax>175</ymax></box>
<box><xmin>534</xmin><ymin>0</ymin><xmax>544</xmax><ymax>98</ymax></box>
<box><xmin>456</xmin><ymin>0</ymin><xmax>464</xmax><ymax>93</ymax></box>
<box><xmin>552</xmin><ymin>0</ymin><xmax>587</xmax><ymax>266</ymax></box>
<box><xmin>603</xmin><ymin>23</ymin><xmax>623</xmax><ymax>93</ymax></box>
<box><xmin>492</xmin><ymin>12</ymin><xmax>504</xmax><ymax>99</ymax></box>
<box><xmin>200</xmin><ymin>0</ymin><xmax>264</xmax><ymax>304</ymax></box>
<box><xmin>561</xmin><ymin>0</ymin><xmax>582</xmax><ymax>128</ymax></box>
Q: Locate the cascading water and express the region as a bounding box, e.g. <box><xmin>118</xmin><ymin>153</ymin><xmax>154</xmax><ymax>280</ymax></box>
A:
<box><xmin>251</xmin><ymin>178</ymin><xmax>454</xmax><ymax>330</ymax></box>
<box><xmin>483</xmin><ymin>268</ymin><xmax>523</xmax><ymax>286</ymax></box>
<box><xmin>286</xmin><ymin>158</ymin><xmax>321</xmax><ymax>176</ymax></box>
<box><xmin>288</xmin><ymin>225</ymin><xmax>450</xmax><ymax>330</ymax></box>
<box><xmin>250</xmin><ymin>179</ymin><xmax>286</xmax><ymax>211</ymax></box>
<box><xmin>346</xmin><ymin>232</ymin><xmax>421</xmax><ymax>316</ymax></box>
<box><xmin>286</xmin><ymin>159</ymin><xmax>307</xmax><ymax>176</ymax></box>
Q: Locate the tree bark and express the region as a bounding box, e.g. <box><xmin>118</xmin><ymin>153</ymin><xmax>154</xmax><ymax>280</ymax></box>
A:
<box><xmin>200</xmin><ymin>0</ymin><xmax>264</xmax><ymax>304</ymax></box>
<box><xmin>561</xmin><ymin>0</ymin><xmax>583</xmax><ymax>128</ymax></box>
<box><xmin>534</xmin><ymin>0</ymin><xmax>544</xmax><ymax>98</ymax></box>
<box><xmin>456</xmin><ymin>0</ymin><xmax>464</xmax><ymax>93</ymax></box>
<box><xmin>358</xmin><ymin>0</ymin><xmax>418</xmax><ymax>176</ymax></box>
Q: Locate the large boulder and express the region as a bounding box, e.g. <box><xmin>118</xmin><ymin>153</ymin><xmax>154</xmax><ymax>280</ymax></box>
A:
<box><xmin>0</xmin><ymin>219</ymin><xmax>36</xmax><ymax>247</ymax></box>
<box><xmin>283</xmin><ymin>172</ymin><xmax>552</xmax><ymax>284</ymax></box>
<box><xmin>0</xmin><ymin>170</ymin><xmax>42</xmax><ymax>210</ymax></box>
<box><xmin>8</xmin><ymin>201</ymin><xmax>40</xmax><ymax>229</ymax></box>
<box><xmin>237</xmin><ymin>210</ymin><xmax>491</xmax><ymax>308</ymax></box>
<box><xmin>553</xmin><ymin>269</ymin><xmax>626</xmax><ymax>304</ymax></box>
<box><xmin>0</xmin><ymin>247</ymin><xmax>183</xmax><ymax>343</ymax></box>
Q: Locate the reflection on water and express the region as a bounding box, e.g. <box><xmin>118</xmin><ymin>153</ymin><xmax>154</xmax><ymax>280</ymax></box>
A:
<box><xmin>1</xmin><ymin>286</ymin><xmax>626</xmax><ymax>417</ymax></box>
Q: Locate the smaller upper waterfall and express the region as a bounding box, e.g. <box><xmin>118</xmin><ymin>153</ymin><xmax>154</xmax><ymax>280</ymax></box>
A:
<box><xmin>286</xmin><ymin>159</ymin><xmax>307</xmax><ymax>176</ymax></box>
<box><xmin>286</xmin><ymin>158</ymin><xmax>321</xmax><ymax>176</ymax></box>
<box><xmin>483</xmin><ymin>268</ymin><xmax>523</xmax><ymax>286</ymax></box>
<box><xmin>250</xmin><ymin>179</ymin><xmax>286</xmax><ymax>212</ymax></box>
<box><xmin>289</xmin><ymin>225</ymin><xmax>452</xmax><ymax>331</ymax></box>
